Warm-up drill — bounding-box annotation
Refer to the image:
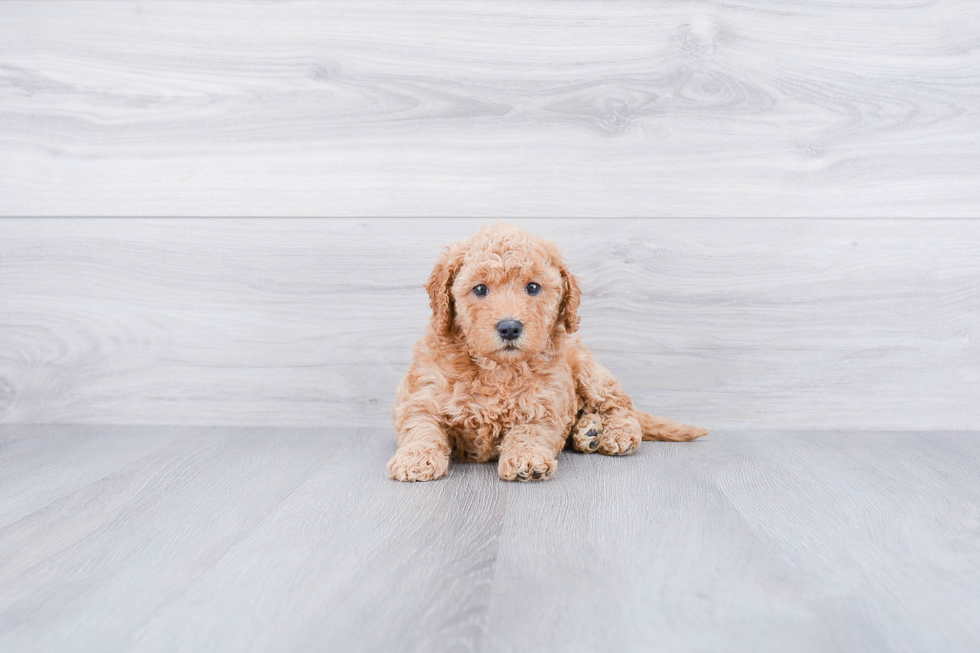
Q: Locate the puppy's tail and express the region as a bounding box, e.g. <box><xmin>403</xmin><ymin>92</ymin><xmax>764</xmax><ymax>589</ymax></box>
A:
<box><xmin>636</xmin><ymin>410</ymin><xmax>708</xmax><ymax>442</ymax></box>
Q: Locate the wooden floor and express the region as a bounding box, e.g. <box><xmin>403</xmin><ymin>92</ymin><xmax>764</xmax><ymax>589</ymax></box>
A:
<box><xmin>1</xmin><ymin>426</ymin><xmax>977</xmax><ymax>652</ymax></box>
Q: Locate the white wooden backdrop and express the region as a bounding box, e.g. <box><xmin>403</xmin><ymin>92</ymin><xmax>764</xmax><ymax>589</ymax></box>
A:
<box><xmin>1</xmin><ymin>218</ymin><xmax>977</xmax><ymax>430</ymax></box>
<box><xmin>1</xmin><ymin>1</ymin><xmax>979</xmax><ymax>429</ymax></box>
<box><xmin>1</xmin><ymin>0</ymin><xmax>979</xmax><ymax>217</ymax></box>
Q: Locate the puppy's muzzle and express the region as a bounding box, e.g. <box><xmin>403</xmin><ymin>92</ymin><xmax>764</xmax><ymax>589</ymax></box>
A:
<box><xmin>496</xmin><ymin>319</ymin><xmax>523</xmax><ymax>341</ymax></box>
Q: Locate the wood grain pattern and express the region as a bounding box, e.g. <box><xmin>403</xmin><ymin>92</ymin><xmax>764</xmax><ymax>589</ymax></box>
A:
<box><xmin>1</xmin><ymin>1</ymin><xmax>979</xmax><ymax>217</ymax></box>
<box><xmin>1</xmin><ymin>218</ymin><xmax>978</xmax><ymax>430</ymax></box>
<box><xmin>1</xmin><ymin>426</ymin><xmax>978</xmax><ymax>652</ymax></box>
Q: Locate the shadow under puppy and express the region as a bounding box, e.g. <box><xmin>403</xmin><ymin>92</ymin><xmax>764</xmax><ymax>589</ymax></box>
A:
<box><xmin>389</xmin><ymin>223</ymin><xmax>707</xmax><ymax>482</ymax></box>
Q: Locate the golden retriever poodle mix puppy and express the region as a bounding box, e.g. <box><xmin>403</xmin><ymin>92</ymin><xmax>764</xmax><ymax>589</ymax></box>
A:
<box><xmin>389</xmin><ymin>223</ymin><xmax>707</xmax><ymax>482</ymax></box>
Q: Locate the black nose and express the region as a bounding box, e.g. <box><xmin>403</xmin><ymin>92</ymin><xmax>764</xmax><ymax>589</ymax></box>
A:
<box><xmin>496</xmin><ymin>319</ymin><xmax>523</xmax><ymax>341</ymax></box>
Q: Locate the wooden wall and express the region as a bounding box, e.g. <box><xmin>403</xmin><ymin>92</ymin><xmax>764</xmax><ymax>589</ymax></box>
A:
<box><xmin>1</xmin><ymin>0</ymin><xmax>978</xmax><ymax>217</ymax></box>
<box><xmin>1</xmin><ymin>218</ymin><xmax>977</xmax><ymax>429</ymax></box>
<box><xmin>1</xmin><ymin>1</ymin><xmax>978</xmax><ymax>429</ymax></box>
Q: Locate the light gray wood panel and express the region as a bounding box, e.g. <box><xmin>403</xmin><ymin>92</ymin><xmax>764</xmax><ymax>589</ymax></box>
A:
<box><xmin>1</xmin><ymin>426</ymin><xmax>978</xmax><ymax>652</ymax></box>
<box><xmin>480</xmin><ymin>430</ymin><xmax>980</xmax><ymax>652</ymax></box>
<box><xmin>0</xmin><ymin>424</ymin><xmax>187</xmax><ymax>529</ymax></box>
<box><xmin>710</xmin><ymin>431</ymin><xmax>980</xmax><ymax>652</ymax></box>
<box><xmin>0</xmin><ymin>425</ymin><xmax>504</xmax><ymax>652</ymax></box>
<box><xmin>1</xmin><ymin>1</ymin><xmax>979</xmax><ymax>217</ymax></box>
<box><xmin>1</xmin><ymin>218</ymin><xmax>978</xmax><ymax>429</ymax></box>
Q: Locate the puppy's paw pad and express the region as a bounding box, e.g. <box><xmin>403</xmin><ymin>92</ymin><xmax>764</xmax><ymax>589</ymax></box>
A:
<box><xmin>387</xmin><ymin>446</ymin><xmax>450</xmax><ymax>482</ymax></box>
<box><xmin>456</xmin><ymin>448</ymin><xmax>481</xmax><ymax>462</ymax></box>
<box><xmin>498</xmin><ymin>449</ymin><xmax>557</xmax><ymax>482</ymax></box>
<box><xmin>572</xmin><ymin>413</ymin><xmax>603</xmax><ymax>454</ymax></box>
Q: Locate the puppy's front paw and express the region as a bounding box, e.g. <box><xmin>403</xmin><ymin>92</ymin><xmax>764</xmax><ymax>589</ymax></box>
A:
<box><xmin>498</xmin><ymin>447</ymin><xmax>557</xmax><ymax>482</ymax></box>
<box><xmin>387</xmin><ymin>445</ymin><xmax>450</xmax><ymax>482</ymax></box>
<box><xmin>571</xmin><ymin>413</ymin><xmax>602</xmax><ymax>453</ymax></box>
<box><xmin>598</xmin><ymin>419</ymin><xmax>642</xmax><ymax>456</ymax></box>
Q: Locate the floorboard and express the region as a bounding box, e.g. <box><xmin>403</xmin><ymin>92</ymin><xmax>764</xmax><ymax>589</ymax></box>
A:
<box><xmin>1</xmin><ymin>426</ymin><xmax>977</xmax><ymax>652</ymax></box>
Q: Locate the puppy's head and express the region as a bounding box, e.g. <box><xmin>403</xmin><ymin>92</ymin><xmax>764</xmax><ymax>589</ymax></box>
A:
<box><xmin>425</xmin><ymin>223</ymin><xmax>580</xmax><ymax>362</ymax></box>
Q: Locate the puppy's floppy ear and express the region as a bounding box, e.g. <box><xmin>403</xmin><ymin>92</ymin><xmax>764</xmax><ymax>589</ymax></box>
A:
<box><xmin>557</xmin><ymin>258</ymin><xmax>582</xmax><ymax>334</ymax></box>
<box><xmin>425</xmin><ymin>242</ymin><xmax>466</xmax><ymax>334</ymax></box>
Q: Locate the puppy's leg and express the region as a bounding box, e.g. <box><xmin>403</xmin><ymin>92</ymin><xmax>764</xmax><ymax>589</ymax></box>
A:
<box><xmin>388</xmin><ymin>391</ymin><xmax>451</xmax><ymax>482</ymax></box>
<box><xmin>568</xmin><ymin>341</ymin><xmax>643</xmax><ymax>456</ymax></box>
<box><xmin>498</xmin><ymin>423</ymin><xmax>564</xmax><ymax>482</ymax></box>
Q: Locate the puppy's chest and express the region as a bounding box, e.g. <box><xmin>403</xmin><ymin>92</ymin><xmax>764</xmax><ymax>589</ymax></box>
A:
<box><xmin>446</xmin><ymin>375</ymin><xmax>552</xmax><ymax>429</ymax></box>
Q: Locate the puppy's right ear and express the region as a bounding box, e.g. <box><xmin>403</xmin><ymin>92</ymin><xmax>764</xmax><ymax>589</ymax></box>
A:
<box><xmin>424</xmin><ymin>242</ymin><xmax>466</xmax><ymax>334</ymax></box>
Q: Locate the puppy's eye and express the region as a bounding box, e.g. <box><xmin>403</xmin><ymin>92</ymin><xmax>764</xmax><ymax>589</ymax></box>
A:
<box><xmin>472</xmin><ymin>284</ymin><xmax>488</xmax><ymax>297</ymax></box>
<box><xmin>526</xmin><ymin>282</ymin><xmax>542</xmax><ymax>296</ymax></box>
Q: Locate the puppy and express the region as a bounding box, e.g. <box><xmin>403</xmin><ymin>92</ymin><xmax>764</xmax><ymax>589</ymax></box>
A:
<box><xmin>388</xmin><ymin>223</ymin><xmax>707</xmax><ymax>482</ymax></box>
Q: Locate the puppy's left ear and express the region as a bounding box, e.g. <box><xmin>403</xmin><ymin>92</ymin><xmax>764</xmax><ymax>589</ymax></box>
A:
<box><xmin>424</xmin><ymin>242</ymin><xmax>466</xmax><ymax>334</ymax></box>
<box><xmin>558</xmin><ymin>259</ymin><xmax>582</xmax><ymax>334</ymax></box>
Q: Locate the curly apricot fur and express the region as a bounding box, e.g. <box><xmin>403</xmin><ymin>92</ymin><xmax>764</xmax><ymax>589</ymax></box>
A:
<box><xmin>389</xmin><ymin>224</ymin><xmax>707</xmax><ymax>482</ymax></box>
